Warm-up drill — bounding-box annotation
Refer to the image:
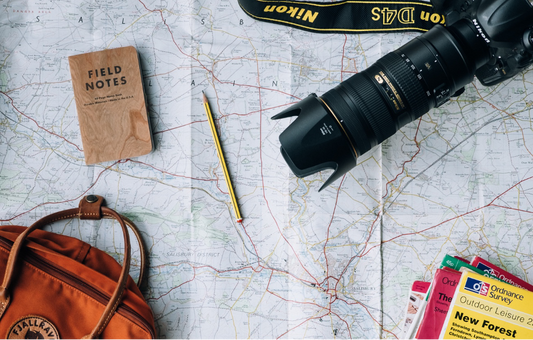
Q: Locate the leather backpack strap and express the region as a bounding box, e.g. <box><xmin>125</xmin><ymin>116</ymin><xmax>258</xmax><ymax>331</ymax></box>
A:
<box><xmin>0</xmin><ymin>195</ymin><xmax>144</xmax><ymax>339</ymax></box>
<box><xmin>119</xmin><ymin>214</ymin><xmax>147</xmax><ymax>288</ymax></box>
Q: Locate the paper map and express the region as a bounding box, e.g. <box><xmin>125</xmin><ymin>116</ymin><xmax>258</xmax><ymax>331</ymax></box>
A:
<box><xmin>1</xmin><ymin>0</ymin><xmax>532</xmax><ymax>338</ymax></box>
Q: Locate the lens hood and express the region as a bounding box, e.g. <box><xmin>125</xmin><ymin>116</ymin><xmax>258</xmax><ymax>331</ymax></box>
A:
<box><xmin>272</xmin><ymin>94</ymin><xmax>357</xmax><ymax>191</ymax></box>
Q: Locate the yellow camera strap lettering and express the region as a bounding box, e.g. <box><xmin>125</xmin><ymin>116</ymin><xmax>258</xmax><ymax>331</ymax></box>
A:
<box><xmin>238</xmin><ymin>0</ymin><xmax>444</xmax><ymax>33</ymax></box>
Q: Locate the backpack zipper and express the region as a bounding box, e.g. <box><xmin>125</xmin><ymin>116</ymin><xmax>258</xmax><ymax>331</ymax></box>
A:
<box><xmin>0</xmin><ymin>236</ymin><xmax>156</xmax><ymax>338</ymax></box>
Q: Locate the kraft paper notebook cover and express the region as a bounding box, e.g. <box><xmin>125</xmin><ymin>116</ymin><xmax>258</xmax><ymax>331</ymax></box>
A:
<box><xmin>69</xmin><ymin>46</ymin><xmax>153</xmax><ymax>164</ymax></box>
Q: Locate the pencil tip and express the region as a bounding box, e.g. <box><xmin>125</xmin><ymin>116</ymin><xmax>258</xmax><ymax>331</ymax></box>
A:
<box><xmin>202</xmin><ymin>91</ymin><xmax>208</xmax><ymax>103</ymax></box>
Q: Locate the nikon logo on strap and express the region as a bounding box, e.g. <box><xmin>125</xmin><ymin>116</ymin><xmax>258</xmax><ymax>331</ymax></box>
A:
<box><xmin>239</xmin><ymin>0</ymin><xmax>443</xmax><ymax>33</ymax></box>
<box><xmin>263</xmin><ymin>5</ymin><xmax>319</xmax><ymax>23</ymax></box>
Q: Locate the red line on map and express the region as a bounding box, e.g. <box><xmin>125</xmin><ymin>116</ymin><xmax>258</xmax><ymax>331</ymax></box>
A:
<box><xmin>234</xmin><ymin>7</ymin><xmax>321</xmax><ymax>287</ymax></box>
<box><xmin>275</xmin><ymin>313</ymin><xmax>330</xmax><ymax>339</ymax></box>
<box><xmin>131</xmin><ymin>3</ymin><xmax>403</xmax><ymax>337</ymax></box>
<box><xmin>363</xmin><ymin>175</ymin><xmax>533</xmax><ymax>257</ymax></box>
<box><xmin>338</xmin><ymin>298</ymin><xmax>397</xmax><ymax>339</ymax></box>
<box><xmin>382</xmin><ymin>118</ymin><xmax>422</xmax><ymax>199</ymax></box>
<box><xmin>473</xmin><ymin>83</ymin><xmax>533</xmax><ymax>160</ymax></box>
<box><xmin>124</xmin><ymin>159</ymin><xmax>215</xmax><ymax>182</ymax></box>
<box><xmin>153</xmin><ymin>119</ymin><xmax>206</xmax><ymax>135</ymax></box>
<box><xmin>134</xmin><ymin>6</ymin><xmax>322</xmax><ymax>283</ymax></box>
<box><xmin>0</xmin><ymin>161</ymin><xmax>119</xmax><ymax>222</ymax></box>
<box><xmin>1</xmin><ymin>91</ymin><xmax>83</xmax><ymax>152</ymax></box>
<box><xmin>137</xmin><ymin>0</ymin><xmax>300</xmax><ymax>104</ymax></box>
<box><xmin>322</xmin><ymin>176</ymin><xmax>346</xmax><ymax>290</ymax></box>
<box><xmin>341</xmin><ymin>34</ymin><xmax>348</xmax><ymax>82</ymax></box>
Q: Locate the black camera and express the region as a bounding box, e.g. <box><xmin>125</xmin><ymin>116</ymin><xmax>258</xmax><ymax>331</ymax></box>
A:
<box><xmin>273</xmin><ymin>0</ymin><xmax>533</xmax><ymax>190</ymax></box>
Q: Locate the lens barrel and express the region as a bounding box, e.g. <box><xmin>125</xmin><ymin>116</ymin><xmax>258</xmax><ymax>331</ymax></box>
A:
<box><xmin>273</xmin><ymin>21</ymin><xmax>490</xmax><ymax>190</ymax></box>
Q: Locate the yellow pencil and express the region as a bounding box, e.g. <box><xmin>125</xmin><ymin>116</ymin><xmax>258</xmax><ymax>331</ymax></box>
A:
<box><xmin>202</xmin><ymin>91</ymin><xmax>243</xmax><ymax>223</ymax></box>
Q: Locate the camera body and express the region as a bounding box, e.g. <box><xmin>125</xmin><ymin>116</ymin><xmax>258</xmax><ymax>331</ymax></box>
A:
<box><xmin>273</xmin><ymin>0</ymin><xmax>533</xmax><ymax>191</ymax></box>
<box><xmin>434</xmin><ymin>0</ymin><xmax>533</xmax><ymax>86</ymax></box>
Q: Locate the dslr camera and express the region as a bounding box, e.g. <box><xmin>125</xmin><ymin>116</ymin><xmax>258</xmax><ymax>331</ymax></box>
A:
<box><xmin>273</xmin><ymin>0</ymin><xmax>533</xmax><ymax>190</ymax></box>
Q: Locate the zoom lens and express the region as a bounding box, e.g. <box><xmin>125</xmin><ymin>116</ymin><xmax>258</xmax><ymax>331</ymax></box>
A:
<box><xmin>273</xmin><ymin>21</ymin><xmax>490</xmax><ymax>190</ymax></box>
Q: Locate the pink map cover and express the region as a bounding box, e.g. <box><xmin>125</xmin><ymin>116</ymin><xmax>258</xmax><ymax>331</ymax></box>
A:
<box><xmin>415</xmin><ymin>267</ymin><xmax>461</xmax><ymax>339</ymax></box>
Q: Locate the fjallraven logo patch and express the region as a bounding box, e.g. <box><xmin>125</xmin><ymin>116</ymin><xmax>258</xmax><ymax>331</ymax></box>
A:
<box><xmin>6</xmin><ymin>315</ymin><xmax>60</xmax><ymax>339</ymax></box>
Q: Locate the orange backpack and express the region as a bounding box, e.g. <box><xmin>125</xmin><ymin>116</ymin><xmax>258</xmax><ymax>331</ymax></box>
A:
<box><xmin>0</xmin><ymin>195</ymin><xmax>156</xmax><ymax>339</ymax></box>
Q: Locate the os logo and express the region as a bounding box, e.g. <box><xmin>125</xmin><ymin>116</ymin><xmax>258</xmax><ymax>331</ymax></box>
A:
<box><xmin>464</xmin><ymin>277</ymin><xmax>490</xmax><ymax>296</ymax></box>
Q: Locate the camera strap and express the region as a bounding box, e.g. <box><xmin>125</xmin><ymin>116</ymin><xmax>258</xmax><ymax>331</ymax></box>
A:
<box><xmin>238</xmin><ymin>0</ymin><xmax>443</xmax><ymax>33</ymax></box>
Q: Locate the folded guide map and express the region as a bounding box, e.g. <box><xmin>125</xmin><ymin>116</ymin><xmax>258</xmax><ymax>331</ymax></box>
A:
<box><xmin>440</xmin><ymin>271</ymin><xmax>533</xmax><ymax>339</ymax></box>
<box><xmin>400</xmin><ymin>281</ymin><xmax>431</xmax><ymax>338</ymax></box>
<box><xmin>405</xmin><ymin>255</ymin><xmax>533</xmax><ymax>339</ymax></box>
<box><xmin>415</xmin><ymin>267</ymin><xmax>461</xmax><ymax>339</ymax></box>
<box><xmin>471</xmin><ymin>256</ymin><xmax>533</xmax><ymax>292</ymax></box>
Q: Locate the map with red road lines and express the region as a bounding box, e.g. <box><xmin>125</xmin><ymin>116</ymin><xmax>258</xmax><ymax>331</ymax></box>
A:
<box><xmin>1</xmin><ymin>0</ymin><xmax>533</xmax><ymax>338</ymax></box>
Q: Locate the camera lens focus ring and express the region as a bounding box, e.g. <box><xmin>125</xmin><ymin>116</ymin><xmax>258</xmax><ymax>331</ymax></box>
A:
<box><xmin>345</xmin><ymin>73</ymin><xmax>397</xmax><ymax>144</ymax></box>
<box><xmin>323</xmin><ymin>71</ymin><xmax>396</xmax><ymax>154</ymax></box>
<box><xmin>378</xmin><ymin>52</ymin><xmax>431</xmax><ymax>121</ymax></box>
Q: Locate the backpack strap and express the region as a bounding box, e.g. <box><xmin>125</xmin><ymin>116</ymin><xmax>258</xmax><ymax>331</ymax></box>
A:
<box><xmin>0</xmin><ymin>195</ymin><xmax>144</xmax><ymax>339</ymax></box>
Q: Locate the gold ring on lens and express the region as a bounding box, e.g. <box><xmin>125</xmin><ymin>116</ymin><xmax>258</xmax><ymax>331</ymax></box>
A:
<box><xmin>319</xmin><ymin>98</ymin><xmax>359</xmax><ymax>158</ymax></box>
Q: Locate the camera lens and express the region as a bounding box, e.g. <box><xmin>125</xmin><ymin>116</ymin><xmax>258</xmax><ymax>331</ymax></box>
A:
<box><xmin>273</xmin><ymin>21</ymin><xmax>490</xmax><ymax>190</ymax></box>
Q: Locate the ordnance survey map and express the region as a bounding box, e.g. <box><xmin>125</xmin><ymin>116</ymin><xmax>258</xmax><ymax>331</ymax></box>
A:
<box><xmin>1</xmin><ymin>0</ymin><xmax>532</xmax><ymax>338</ymax></box>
